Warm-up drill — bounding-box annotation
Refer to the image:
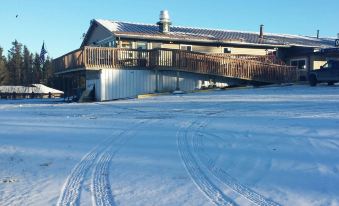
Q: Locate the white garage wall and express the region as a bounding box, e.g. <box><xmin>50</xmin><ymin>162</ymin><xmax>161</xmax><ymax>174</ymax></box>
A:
<box><xmin>98</xmin><ymin>69</ymin><xmax>157</xmax><ymax>101</ymax></box>
<box><xmin>158</xmin><ymin>71</ymin><xmax>214</xmax><ymax>92</ymax></box>
<box><xmin>87</xmin><ymin>68</ymin><xmax>237</xmax><ymax>101</ymax></box>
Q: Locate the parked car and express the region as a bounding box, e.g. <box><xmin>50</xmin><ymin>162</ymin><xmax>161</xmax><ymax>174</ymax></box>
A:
<box><xmin>309</xmin><ymin>60</ymin><xmax>339</xmax><ymax>86</ymax></box>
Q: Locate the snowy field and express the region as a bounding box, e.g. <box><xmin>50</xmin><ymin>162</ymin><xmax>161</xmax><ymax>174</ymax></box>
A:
<box><xmin>0</xmin><ymin>85</ymin><xmax>339</xmax><ymax>206</ymax></box>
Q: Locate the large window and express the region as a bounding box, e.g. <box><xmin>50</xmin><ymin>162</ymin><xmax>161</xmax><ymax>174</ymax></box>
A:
<box><xmin>136</xmin><ymin>42</ymin><xmax>147</xmax><ymax>50</ymax></box>
<box><xmin>101</xmin><ymin>41</ymin><xmax>115</xmax><ymax>47</ymax></box>
<box><xmin>223</xmin><ymin>48</ymin><xmax>231</xmax><ymax>53</ymax></box>
<box><xmin>180</xmin><ymin>45</ymin><xmax>192</xmax><ymax>51</ymax></box>
<box><xmin>120</xmin><ymin>41</ymin><xmax>133</xmax><ymax>58</ymax></box>
<box><xmin>291</xmin><ymin>59</ymin><xmax>307</xmax><ymax>70</ymax></box>
<box><xmin>121</xmin><ymin>41</ymin><xmax>132</xmax><ymax>49</ymax></box>
<box><xmin>108</xmin><ymin>41</ymin><xmax>115</xmax><ymax>47</ymax></box>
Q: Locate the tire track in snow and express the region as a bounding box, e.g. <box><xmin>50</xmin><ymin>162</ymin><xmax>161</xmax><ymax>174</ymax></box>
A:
<box><xmin>92</xmin><ymin>151</ymin><xmax>115</xmax><ymax>206</ymax></box>
<box><xmin>194</xmin><ymin>129</ymin><xmax>281</xmax><ymax>206</ymax></box>
<box><xmin>91</xmin><ymin>121</ymin><xmax>148</xmax><ymax>206</ymax></box>
<box><xmin>57</xmin><ymin>137</ymin><xmax>112</xmax><ymax>206</ymax></box>
<box><xmin>177</xmin><ymin>121</ymin><xmax>237</xmax><ymax>206</ymax></box>
<box><xmin>57</xmin><ymin>121</ymin><xmax>143</xmax><ymax>206</ymax></box>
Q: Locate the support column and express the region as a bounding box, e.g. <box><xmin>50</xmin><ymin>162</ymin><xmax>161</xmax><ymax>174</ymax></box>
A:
<box><xmin>155</xmin><ymin>69</ymin><xmax>159</xmax><ymax>93</ymax></box>
<box><xmin>67</xmin><ymin>77</ymin><xmax>71</xmax><ymax>101</ymax></box>
<box><xmin>78</xmin><ymin>72</ymin><xmax>81</xmax><ymax>89</ymax></box>
<box><xmin>62</xmin><ymin>76</ymin><xmax>66</xmax><ymax>101</ymax></box>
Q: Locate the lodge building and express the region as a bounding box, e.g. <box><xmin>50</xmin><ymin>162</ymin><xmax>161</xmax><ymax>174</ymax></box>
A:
<box><xmin>53</xmin><ymin>10</ymin><xmax>339</xmax><ymax>101</ymax></box>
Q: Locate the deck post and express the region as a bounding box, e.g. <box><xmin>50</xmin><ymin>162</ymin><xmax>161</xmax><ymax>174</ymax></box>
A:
<box><xmin>176</xmin><ymin>71</ymin><xmax>180</xmax><ymax>91</ymax></box>
<box><xmin>62</xmin><ymin>77</ymin><xmax>66</xmax><ymax>101</ymax></box>
<box><xmin>155</xmin><ymin>69</ymin><xmax>159</xmax><ymax>93</ymax></box>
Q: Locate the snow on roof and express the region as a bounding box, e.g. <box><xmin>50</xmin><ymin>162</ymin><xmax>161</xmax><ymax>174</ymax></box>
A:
<box><xmin>31</xmin><ymin>84</ymin><xmax>64</xmax><ymax>94</ymax></box>
<box><xmin>94</xmin><ymin>19</ymin><xmax>335</xmax><ymax>48</ymax></box>
<box><xmin>0</xmin><ymin>84</ymin><xmax>64</xmax><ymax>94</ymax></box>
<box><xmin>96</xmin><ymin>19</ymin><xmax>120</xmax><ymax>32</ymax></box>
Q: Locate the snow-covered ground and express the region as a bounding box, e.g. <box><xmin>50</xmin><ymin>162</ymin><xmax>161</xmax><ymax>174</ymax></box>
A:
<box><xmin>0</xmin><ymin>85</ymin><xmax>339</xmax><ymax>206</ymax></box>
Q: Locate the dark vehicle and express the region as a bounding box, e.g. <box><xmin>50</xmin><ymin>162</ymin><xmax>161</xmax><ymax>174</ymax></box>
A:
<box><xmin>309</xmin><ymin>60</ymin><xmax>339</xmax><ymax>86</ymax></box>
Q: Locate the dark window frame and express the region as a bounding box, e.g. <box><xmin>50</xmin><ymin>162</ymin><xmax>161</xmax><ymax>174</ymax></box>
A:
<box><xmin>223</xmin><ymin>48</ymin><xmax>231</xmax><ymax>53</ymax></box>
<box><xmin>180</xmin><ymin>45</ymin><xmax>193</xmax><ymax>51</ymax></box>
<box><xmin>291</xmin><ymin>59</ymin><xmax>307</xmax><ymax>70</ymax></box>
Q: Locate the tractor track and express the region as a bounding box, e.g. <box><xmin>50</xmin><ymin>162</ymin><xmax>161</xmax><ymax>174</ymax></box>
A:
<box><xmin>57</xmin><ymin>120</ymin><xmax>145</xmax><ymax>206</ymax></box>
<box><xmin>57</xmin><ymin>135</ymin><xmax>117</xmax><ymax>206</ymax></box>
<box><xmin>193</xmin><ymin>130</ymin><xmax>281</xmax><ymax>206</ymax></box>
<box><xmin>91</xmin><ymin>121</ymin><xmax>148</xmax><ymax>206</ymax></box>
<box><xmin>177</xmin><ymin>121</ymin><xmax>237</xmax><ymax>206</ymax></box>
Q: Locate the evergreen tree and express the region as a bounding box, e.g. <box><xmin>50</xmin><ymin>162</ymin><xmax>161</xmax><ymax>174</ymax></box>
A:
<box><xmin>7</xmin><ymin>40</ymin><xmax>23</xmax><ymax>85</ymax></box>
<box><xmin>23</xmin><ymin>46</ymin><xmax>34</xmax><ymax>85</ymax></box>
<box><xmin>0</xmin><ymin>46</ymin><xmax>9</xmax><ymax>85</ymax></box>
<box><xmin>32</xmin><ymin>53</ymin><xmax>42</xmax><ymax>83</ymax></box>
<box><xmin>2</xmin><ymin>41</ymin><xmax>55</xmax><ymax>86</ymax></box>
<box><xmin>41</xmin><ymin>56</ymin><xmax>54</xmax><ymax>85</ymax></box>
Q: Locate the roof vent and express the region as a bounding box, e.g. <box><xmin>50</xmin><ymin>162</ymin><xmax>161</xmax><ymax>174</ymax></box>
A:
<box><xmin>157</xmin><ymin>10</ymin><xmax>172</xmax><ymax>33</ymax></box>
<box><xmin>259</xmin><ymin>24</ymin><xmax>264</xmax><ymax>38</ymax></box>
<box><xmin>317</xmin><ymin>30</ymin><xmax>320</xmax><ymax>39</ymax></box>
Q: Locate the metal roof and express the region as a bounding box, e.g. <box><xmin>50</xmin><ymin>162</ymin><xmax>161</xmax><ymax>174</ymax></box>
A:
<box><xmin>95</xmin><ymin>19</ymin><xmax>335</xmax><ymax>48</ymax></box>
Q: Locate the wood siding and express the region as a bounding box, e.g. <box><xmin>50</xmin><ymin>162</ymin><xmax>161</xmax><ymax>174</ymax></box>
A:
<box><xmin>86</xmin><ymin>24</ymin><xmax>113</xmax><ymax>46</ymax></box>
<box><xmin>229</xmin><ymin>47</ymin><xmax>267</xmax><ymax>55</ymax></box>
<box><xmin>150</xmin><ymin>43</ymin><xmax>268</xmax><ymax>55</ymax></box>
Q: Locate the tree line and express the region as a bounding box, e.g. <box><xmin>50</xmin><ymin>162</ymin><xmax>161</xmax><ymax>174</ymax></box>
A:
<box><xmin>0</xmin><ymin>40</ymin><xmax>54</xmax><ymax>86</ymax></box>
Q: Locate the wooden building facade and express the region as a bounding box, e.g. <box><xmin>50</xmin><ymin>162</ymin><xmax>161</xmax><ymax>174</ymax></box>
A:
<box><xmin>53</xmin><ymin>10</ymin><xmax>338</xmax><ymax>101</ymax></box>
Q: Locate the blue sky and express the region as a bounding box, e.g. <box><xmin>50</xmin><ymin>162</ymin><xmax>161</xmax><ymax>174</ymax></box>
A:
<box><xmin>1</xmin><ymin>0</ymin><xmax>338</xmax><ymax>57</ymax></box>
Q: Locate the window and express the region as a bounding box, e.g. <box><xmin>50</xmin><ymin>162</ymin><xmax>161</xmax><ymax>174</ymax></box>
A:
<box><xmin>120</xmin><ymin>41</ymin><xmax>133</xmax><ymax>58</ymax></box>
<box><xmin>121</xmin><ymin>41</ymin><xmax>132</xmax><ymax>49</ymax></box>
<box><xmin>266</xmin><ymin>49</ymin><xmax>276</xmax><ymax>55</ymax></box>
<box><xmin>136</xmin><ymin>42</ymin><xmax>147</xmax><ymax>50</ymax></box>
<box><xmin>291</xmin><ymin>59</ymin><xmax>307</xmax><ymax>70</ymax></box>
<box><xmin>223</xmin><ymin>48</ymin><xmax>231</xmax><ymax>53</ymax></box>
<box><xmin>321</xmin><ymin>62</ymin><xmax>329</xmax><ymax>69</ymax></box>
<box><xmin>96</xmin><ymin>38</ymin><xmax>115</xmax><ymax>47</ymax></box>
<box><xmin>180</xmin><ymin>45</ymin><xmax>192</xmax><ymax>51</ymax></box>
<box><xmin>291</xmin><ymin>61</ymin><xmax>298</xmax><ymax>67</ymax></box>
<box><xmin>136</xmin><ymin>42</ymin><xmax>148</xmax><ymax>59</ymax></box>
<box><xmin>108</xmin><ymin>41</ymin><xmax>115</xmax><ymax>47</ymax></box>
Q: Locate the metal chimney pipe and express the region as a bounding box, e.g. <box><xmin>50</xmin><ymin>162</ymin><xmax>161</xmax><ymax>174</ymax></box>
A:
<box><xmin>259</xmin><ymin>24</ymin><xmax>264</xmax><ymax>38</ymax></box>
<box><xmin>317</xmin><ymin>30</ymin><xmax>320</xmax><ymax>39</ymax></box>
<box><xmin>160</xmin><ymin>10</ymin><xmax>170</xmax><ymax>23</ymax></box>
<box><xmin>157</xmin><ymin>10</ymin><xmax>172</xmax><ymax>33</ymax></box>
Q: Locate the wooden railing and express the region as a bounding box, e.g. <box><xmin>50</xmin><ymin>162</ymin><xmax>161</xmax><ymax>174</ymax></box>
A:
<box><xmin>53</xmin><ymin>48</ymin><xmax>85</xmax><ymax>73</ymax></box>
<box><xmin>84</xmin><ymin>47</ymin><xmax>150</xmax><ymax>68</ymax></box>
<box><xmin>150</xmin><ymin>49</ymin><xmax>297</xmax><ymax>83</ymax></box>
<box><xmin>53</xmin><ymin>46</ymin><xmax>297</xmax><ymax>83</ymax></box>
<box><xmin>211</xmin><ymin>53</ymin><xmax>287</xmax><ymax>65</ymax></box>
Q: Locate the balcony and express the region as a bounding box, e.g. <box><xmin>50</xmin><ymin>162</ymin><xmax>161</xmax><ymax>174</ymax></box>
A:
<box><xmin>53</xmin><ymin>46</ymin><xmax>298</xmax><ymax>83</ymax></box>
